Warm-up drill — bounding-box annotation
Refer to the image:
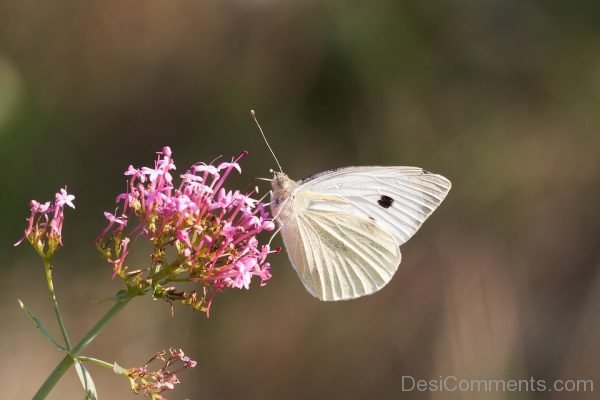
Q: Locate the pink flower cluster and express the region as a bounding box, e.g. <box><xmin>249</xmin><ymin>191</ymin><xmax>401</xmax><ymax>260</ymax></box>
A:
<box><xmin>15</xmin><ymin>187</ymin><xmax>76</xmax><ymax>257</ymax></box>
<box><xmin>126</xmin><ymin>348</ymin><xmax>197</xmax><ymax>400</ymax></box>
<box><xmin>96</xmin><ymin>147</ymin><xmax>276</xmax><ymax>315</ymax></box>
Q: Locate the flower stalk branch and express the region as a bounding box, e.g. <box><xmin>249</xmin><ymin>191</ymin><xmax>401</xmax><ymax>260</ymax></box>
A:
<box><xmin>43</xmin><ymin>258</ymin><xmax>72</xmax><ymax>350</ymax></box>
<box><xmin>33</xmin><ymin>295</ymin><xmax>132</xmax><ymax>400</ymax></box>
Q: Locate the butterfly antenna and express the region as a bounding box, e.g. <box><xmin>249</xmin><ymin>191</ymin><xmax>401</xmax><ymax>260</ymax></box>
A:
<box><xmin>251</xmin><ymin>110</ymin><xmax>283</xmax><ymax>172</ymax></box>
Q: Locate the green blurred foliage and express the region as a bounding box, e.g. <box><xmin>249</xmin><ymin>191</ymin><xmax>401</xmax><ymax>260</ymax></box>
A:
<box><xmin>1</xmin><ymin>1</ymin><xmax>599</xmax><ymax>399</ymax></box>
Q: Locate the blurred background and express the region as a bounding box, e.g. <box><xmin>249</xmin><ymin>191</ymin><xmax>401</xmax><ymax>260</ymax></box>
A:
<box><xmin>2</xmin><ymin>1</ymin><xmax>600</xmax><ymax>399</ymax></box>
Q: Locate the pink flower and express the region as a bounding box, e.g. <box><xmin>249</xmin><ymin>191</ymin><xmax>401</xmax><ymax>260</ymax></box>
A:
<box><xmin>175</xmin><ymin>229</ymin><xmax>192</xmax><ymax>248</ymax></box>
<box><xmin>141</xmin><ymin>167</ymin><xmax>161</xmax><ymax>183</ymax></box>
<box><xmin>31</xmin><ymin>200</ymin><xmax>51</xmax><ymax>213</ymax></box>
<box><xmin>104</xmin><ymin>211</ymin><xmax>127</xmax><ymax>226</ymax></box>
<box><xmin>161</xmin><ymin>146</ymin><xmax>172</xmax><ymax>157</ymax></box>
<box><xmin>257</xmin><ymin>262</ymin><xmax>272</xmax><ymax>285</ymax></box>
<box><xmin>55</xmin><ymin>187</ymin><xmax>75</xmax><ymax>209</ymax></box>
<box><xmin>217</xmin><ymin>160</ymin><xmax>242</xmax><ymax>173</ymax></box>
<box><xmin>220</xmin><ymin>221</ymin><xmax>238</xmax><ymax>242</ymax></box>
<box><xmin>193</xmin><ymin>164</ymin><xmax>219</xmax><ymax>176</ymax></box>
<box><xmin>125</xmin><ymin>165</ymin><xmax>146</xmax><ymax>183</ymax></box>
<box><xmin>126</xmin><ymin>348</ymin><xmax>196</xmax><ymax>399</ymax></box>
<box><xmin>96</xmin><ymin>147</ymin><xmax>276</xmax><ymax>316</ymax></box>
<box><xmin>15</xmin><ymin>187</ymin><xmax>76</xmax><ymax>256</ymax></box>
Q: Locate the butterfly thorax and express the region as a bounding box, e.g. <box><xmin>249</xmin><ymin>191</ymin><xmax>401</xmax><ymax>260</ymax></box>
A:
<box><xmin>270</xmin><ymin>172</ymin><xmax>299</xmax><ymax>224</ymax></box>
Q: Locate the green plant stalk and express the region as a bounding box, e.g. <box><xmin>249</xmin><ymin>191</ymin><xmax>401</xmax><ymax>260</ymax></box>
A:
<box><xmin>43</xmin><ymin>258</ymin><xmax>72</xmax><ymax>350</ymax></box>
<box><xmin>33</xmin><ymin>296</ymin><xmax>132</xmax><ymax>400</ymax></box>
<box><xmin>78</xmin><ymin>356</ymin><xmax>117</xmax><ymax>371</ymax></box>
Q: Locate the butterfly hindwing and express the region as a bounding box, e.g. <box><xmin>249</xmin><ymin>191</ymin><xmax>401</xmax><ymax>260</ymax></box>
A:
<box><xmin>280</xmin><ymin>191</ymin><xmax>401</xmax><ymax>301</ymax></box>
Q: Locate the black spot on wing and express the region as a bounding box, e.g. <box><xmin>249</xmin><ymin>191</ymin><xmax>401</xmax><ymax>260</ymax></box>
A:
<box><xmin>377</xmin><ymin>195</ymin><xmax>394</xmax><ymax>208</ymax></box>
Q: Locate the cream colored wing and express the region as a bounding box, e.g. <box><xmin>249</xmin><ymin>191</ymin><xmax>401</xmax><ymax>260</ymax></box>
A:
<box><xmin>280</xmin><ymin>192</ymin><xmax>401</xmax><ymax>301</ymax></box>
<box><xmin>296</xmin><ymin>166</ymin><xmax>451</xmax><ymax>246</ymax></box>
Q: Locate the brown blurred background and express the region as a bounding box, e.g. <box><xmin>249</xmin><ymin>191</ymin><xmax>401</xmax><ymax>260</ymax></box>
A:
<box><xmin>2</xmin><ymin>1</ymin><xmax>600</xmax><ymax>399</ymax></box>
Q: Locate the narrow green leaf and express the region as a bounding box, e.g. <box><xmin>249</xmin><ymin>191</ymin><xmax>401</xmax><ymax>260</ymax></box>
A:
<box><xmin>18</xmin><ymin>299</ymin><xmax>66</xmax><ymax>351</ymax></box>
<box><xmin>74</xmin><ymin>359</ymin><xmax>98</xmax><ymax>400</ymax></box>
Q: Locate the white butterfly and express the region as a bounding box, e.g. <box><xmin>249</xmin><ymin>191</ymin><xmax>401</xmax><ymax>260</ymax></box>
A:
<box><xmin>250</xmin><ymin>110</ymin><xmax>451</xmax><ymax>301</ymax></box>
<box><xmin>270</xmin><ymin>167</ymin><xmax>451</xmax><ymax>301</ymax></box>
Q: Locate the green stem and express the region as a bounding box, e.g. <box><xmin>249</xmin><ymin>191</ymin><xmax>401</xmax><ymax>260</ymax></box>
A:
<box><xmin>33</xmin><ymin>296</ymin><xmax>132</xmax><ymax>400</ymax></box>
<box><xmin>78</xmin><ymin>356</ymin><xmax>117</xmax><ymax>371</ymax></box>
<box><xmin>43</xmin><ymin>258</ymin><xmax>72</xmax><ymax>349</ymax></box>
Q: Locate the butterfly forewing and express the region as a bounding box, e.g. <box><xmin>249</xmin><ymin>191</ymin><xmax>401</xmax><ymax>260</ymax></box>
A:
<box><xmin>296</xmin><ymin>167</ymin><xmax>451</xmax><ymax>246</ymax></box>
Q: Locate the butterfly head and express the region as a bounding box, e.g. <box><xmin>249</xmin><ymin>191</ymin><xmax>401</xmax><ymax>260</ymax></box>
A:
<box><xmin>270</xmin><ymin>171</ymin><xmax>297</xmax><ymax>220</ymax></box>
